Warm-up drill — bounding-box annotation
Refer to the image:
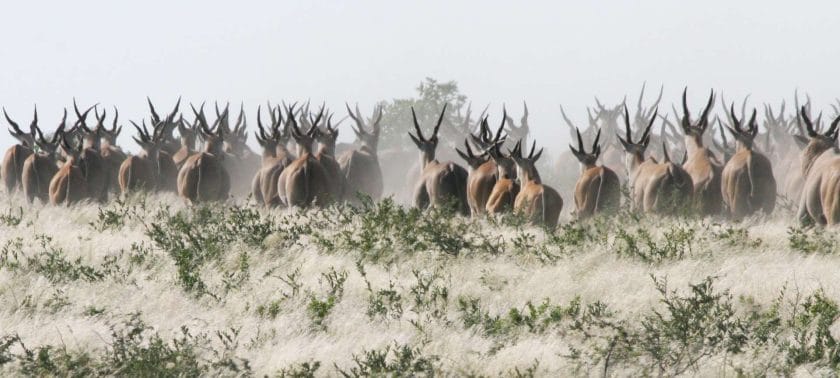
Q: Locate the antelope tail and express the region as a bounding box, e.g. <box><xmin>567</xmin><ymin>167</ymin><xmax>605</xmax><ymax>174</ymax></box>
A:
<box><xmin>593</xmin><ymin>169</ymin><xmax>606</xmax><ymax>212</ymax></box>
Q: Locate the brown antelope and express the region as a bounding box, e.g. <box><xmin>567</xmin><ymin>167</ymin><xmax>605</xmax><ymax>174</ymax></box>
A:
<box><xmin>172</xmin><ymin>113</ymin><xmax>198</xmax><ymax>169</ymax></box>
<box><xmin>94</xmin><ymin>107</ymin><xmax>126</xmax><ymax>192</ymax></box>
<box><xmin>509</xmin><ymin>140</ymin><xmax>562</xmax><ymax>227</ymax></box>
<box><xmin>277</xmin><ymin>106</ymin><xmax>331</xmax><ymax>208</ymax></box>
<box><xmin>339</xmin><ymin>104</ymin><xmax>384</xmax><ymax>203</ymax></box>
<box><xmin>177</xmin><ymin>107</ymin><xmax>230</xmax><ymax>203</ymax></box>
<box><xmin>2</xmin><ymin>108</ymin><xmax>36</xmax><ymax>194</ymax></box>
<box><xmin>252</xmin><ymin>105</ymin><xmax>295</xmax><ymax>207</ymax></box>
<box><xmin>218</xmin><ymin>104</ymin><xmax>261</xmax><ymax>196</ymax></box>
<box><xmin>119</xmin><ymin>120</ymin><xmax>166</xmax><ymax>194</ymax></box>
<box><xmin>794</xmin><ymin>108</ymin><xmax>840</xmax><ymax>226</ymax></box>
<box><xmin>485</xmin><ymin>140</ymin><xmax>519</xmax><ymax>215</ymax></box>
<box><xmin>570</xmin><ymin>127</ymin><xmax>620</xmax><ymax>218</ymax></box>
<box><xmin>408</xmin><ymin>105</ymin><xmax>469</xmax><ymax>215</ymax></box>
<box><xmin>146</xmin><ymin>98</ymin><xmax>181</xmax><ymax>191</ymax></box>
<box><xmin>49</xmin><ymin>135</ymin><xmax>88</xmax><ymax>205</ymax></box>
<box><xmin>314</xmin><ymin>114</ymin><xmax>345</xmax><ymax>202</ymax></box>
<box><xmin>720</xmin><ymin>106</ymin><xmax>777</xmax><ymax>219</ymax></box>
<box><xmin>679</xmin><ymin>89</ymin><xmax>723</xmax><ymax>215</ymax></box>
<box><xmin>22</xmin><ymin>110</ymin><xmax>66</xmax><ymax>203</ymax></box>
<box><xmin>456</xmin><ymin>115</ymin><xmax>505</xmax><ymax>216</ymax></box>
<box><xmin>73</xmin><ymin>101</ymin><xmax>110</xmax><ymax>202</ymax></box>
<box><xmin>619</xmin><ymin>106</ymin><xmax>693</xmax><ymax>214</ymax></box>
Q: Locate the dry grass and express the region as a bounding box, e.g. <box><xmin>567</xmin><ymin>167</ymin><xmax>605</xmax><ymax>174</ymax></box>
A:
<box><xmin>1</xmin><ymin>190</ymin><xmax>839</xmax><ymax>376</ymax></box>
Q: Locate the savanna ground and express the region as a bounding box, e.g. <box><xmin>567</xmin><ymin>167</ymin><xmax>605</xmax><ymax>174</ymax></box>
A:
<box><xmin>1</xmin><ymin>189</ymin><xmax>839</xmax><ymax>377</ymax></box>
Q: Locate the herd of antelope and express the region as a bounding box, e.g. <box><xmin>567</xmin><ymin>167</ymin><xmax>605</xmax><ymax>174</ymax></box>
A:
<box><xmin>2</xmin><ymin>86</ymin><xmax>840</xmax><ymax>227</ymax></box>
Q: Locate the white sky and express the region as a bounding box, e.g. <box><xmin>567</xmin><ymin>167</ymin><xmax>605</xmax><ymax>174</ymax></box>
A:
<box><xmin>1</xmin><ymin>0</ymin><xmax>838</xmax><ymax>151</ymax></box>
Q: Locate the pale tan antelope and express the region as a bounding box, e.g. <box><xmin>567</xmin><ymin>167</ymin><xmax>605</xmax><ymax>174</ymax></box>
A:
<box><xmin>456</xmin><ymin>114</ymin><xmax>506</xmax><ymax>216</ymax></box>
<box><xmin>73</xmin><ymin>101</ymin><xmax>110</xmax><ymax>202</ymax></box>
<box><xmin>408</xmin><ymin>105</ymin><xmax>469</xmax><ymax>215</ymax></box>
<box><xmin>176</xmin><ymin>108</ymin><xmax>230</xmax><ymax>203</ymax></box>
<box><xmin>22</xmin><ymin>110</ymin><xmax>66</xmax><ymax>203</ymax></box>
<box><xmin>2</xmin><ymin>108</ymin><xmax>36</xmax><ymax>194</ymax></box>
<box><xmin>277</xmin><ymin>106</ymin><xmax>331</xmax><ymax>208</ymax></box>
<box><xmin>794</xmin><ymin>108</ymin><xmax>840</xmax><ymax>226</ymax></box>
<box><xmin>485</xmin><ymin>140</ymin><xmax>519</xmax><ymax>215</ymax></box>
<box><xmin>172</xmin><ymin>112</ymin><xmax>198</xmax><ymax>169</ymax></box>
<box><xmin>252</xmin><ymin>105</ymin><xmax>295</xmax><ymax>207</ymax></box>
<box><xmin>314</xmin><ymin>114</ymin><xmax>345</xmax><ymax>202</ymax></box>
<box><xmin>679</xmin><ymin>89</ymin><xmax>723</xmax><ymax>215</ymax></box>
<box><xmin>510</xmin><ymin>140</ymin><xmax>562</xmax><ymax>227</ymax></box>
<box><xmin>618</xmin><ymin>106</ymin><xmax>693</xmax><ymax>214</ymax></box>
<box><xmin>49</xmin><ymin>135</ymin><xmax>88</xmax><ymax>205</ymax></box>
<box><xmin>570</xmin><ymin>127</ymin><xmax>620</xmax><ymax>218</ymax></box>
<box><xmin>118</xmin><ymin>120</ymin><xmax>166</xmax><ymax>194</ymax></box>
<box><xmin>219</xmin><ymin>103</ymin><xmax>261</xmax><ymax>196</ymax></box>
<box><xmin>146</xmin><ymin>98</ymin><xmax>182</xmax><ymax>191</ymax></box>
<box><xmin>720</xmin><ymin>106</ymin><xmax>777</xmax><ymax>219</ymax></box>
<box><xmin>338</xmin><ymin>104</ymin><xmax>384</xmax><ymax>203</ymax></box>
<box><xmin>94</xmin><ymin>107</ymin><xmax>126</xmax><ymax>192</ymax></box>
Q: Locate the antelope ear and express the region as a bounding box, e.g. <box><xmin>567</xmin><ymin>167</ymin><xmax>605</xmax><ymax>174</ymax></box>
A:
<box><xmin>455</xmin><ymin>148</ymin><xmax>470</xmax><ymax>163</ymax></box>
<box><xmin>531</xmin><ymin>148</ymin><xmax>544</xmax><ymax>162</ymax></box>
<box><xmin>616</xmin><ymin>135</ymin><xmax>630</xmax><ymax>150</ymax></box>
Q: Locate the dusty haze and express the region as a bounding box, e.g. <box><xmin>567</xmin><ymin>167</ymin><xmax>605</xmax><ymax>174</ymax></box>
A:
<box><xmin>2</xmin><ymin>0</ymin><xmax>839</xmax><ymax>152</ymax></box>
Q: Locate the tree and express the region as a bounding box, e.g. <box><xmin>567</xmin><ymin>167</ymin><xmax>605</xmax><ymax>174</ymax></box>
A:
<box><xmin>375</xmin><ymin>78</ymin><xmax>469</xmax><ymax>150</ymax></box>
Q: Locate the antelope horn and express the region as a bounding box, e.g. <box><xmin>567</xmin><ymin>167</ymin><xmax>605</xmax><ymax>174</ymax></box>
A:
<box><xmin>681</xmin><ymin>87</ymin><xmax>691</xmax><ymax>126</ymax></box>
<box><xmin>410</xmin><ymin>106</ymin><xmax>425</xmax><ymax>141</ymax></box>
<box><xmin>592</xmin><ymin>128</ymin><xmax>601</xmax><ymax>153</ymax></box>
<box><xmin>622</xmin><ymin>104</ymin><xmax>633</xmax><ymax>142</ymax></box>
<box><xmin>147</xmin><ymin>97</ymin><xmax>161</xmax><ymax>123</ymax></box>
<box><xmin>432</xmin><ymin>104</ymin><xmax>447</xmax><ymax>138</ymax></box>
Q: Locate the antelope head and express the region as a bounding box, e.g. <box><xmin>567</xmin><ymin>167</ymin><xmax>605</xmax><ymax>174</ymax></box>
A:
<box><xmin>618</xmin><ymin>104</ymin><xmax>655</xmax><ymax>175</ymax></box>
<box><xmin>569</xmin><ymin>127</ymin><xmax>602</xmax><ymax>172</ymax></box>
<box><xmin>724</xmin><ymin>104</ymin><xmax>759</xmax><ymax>152</ymax></box>
<box><xmin>288</xmin><ymin>105</ymin><xmax>323</xmax><ymax>157</ymax></box>
<box><xmin>224</xmin><ymin>103</ymin><xmax>250</xmax><ymax>156</ymax></box>
<box><xmin>711</xmin><ymin>116</ymin><xmax>735</xmax><ymax>162</ymax></box>
<box><xmin>796</xmin><ymin>107</ymin><xmax>840</xmax><ymax>176</ymax></box>
<box><xmin>314</xmin><ymin>114</ymin><xmax>339</xmax><ymax>156</ymax></box>
<box><xmin>680</xmin><ymin>88</ymin><xmax>715</xmax><ymax>150</ymax></box>
<box><xmin>455</xmin><ymin>140</ymin><xmax>488</xmax><ymax>170</ymax></box>
<box><xmin>130</xmin><ymin>119</ymin><xmax>164</xmax><ymax>160</ymax></box>
<box><xmin>95</xmin><ymin>106</ymin><xmax>123</xmax><ymax>149</ymax></box>
<box><xmin>148</xmin><ymin>97</ymin><xmax>182</xmax><ymax>152</ymax></box>
<box><xmin>503</xmin><ymin>102</ymin><xmax>529</xmax><ymax>144</ymax></box>
<box><xmin>509</xmin><ymin>140</ymin><xmax>543</xmax><ymax>184</ymax></box>
<box><xmin>34</xmin><ymin>109</ymin><xmax>67</xmax><ymax>159</ymax></box>
<box><xmin>3</xmin><ymin>107</ymin><xmax>38</xmax><ymax>148</ymax></box>
<box><xmin>255</xmin><ymin>105</ymin><xmax>286</xmax><ymax>157</ymax></box>
<box><xmin>346</xmin><ymin>103</ymin><xmax>383</xmax><ymax>153</ymax></box>
<box><xmin>408</xmin><ymin>104</ymin><xmax>447</xmax><ymax>168</ymax></box>
<box><xmin>59</xmin><ymin>133</ymin><xmax>84</xmax><ymax>165</ymax></box>
<box><xmin>469</xmin><ymin>110</ymin><xmax>506</xmax><ymax>152</ymax></box>
<box><xmin>197</xmin><ymin>106</ymin><xmax>227</xmax><ymax>156</ymax></box>
<box><xmin>73</xmin><ymin>99</ymin><xmax>100</xmax><ymax>150</ymax></box>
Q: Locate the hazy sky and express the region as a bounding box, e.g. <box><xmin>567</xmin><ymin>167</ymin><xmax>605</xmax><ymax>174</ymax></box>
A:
<box><xmin>2</xmin><ymin>0</ymin><xmax>838</xmax><ymax>152</ymax></box>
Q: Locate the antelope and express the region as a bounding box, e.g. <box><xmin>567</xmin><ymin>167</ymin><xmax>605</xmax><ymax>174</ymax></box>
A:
<box><xmin>679</xmin><ymin>89</ymin><xmax>723</xmax><ymax>215</ymax></box>
<box><xmin>2</xmin><ymin>108</ymin><xmax>36</xmax><ymax>194</ymax></box>
<box><xmin>118</xmin><ymin>120</ymin><xmax>165</xmax><ymax>194</ymax></box>
<box><xmin>220</xmin><ymin>104</ymin><xmax>261</xmax><ymax>196</ymax></box>
<box><xmin>794</xmin><ymin>108</ymin><xmax>840</xmax><ymax>226</ymax></box>
<box><xmin>172</xmin><ymin>113</ymin><xmax>198</xmax><ymax>169</ymax></box>
<box><xmin>314</xmin><ymin>114</ymin><xmax>345</xmax><ymax>202</ymax></box>
<box><xmin>510</xmin><ymin>140</ymin><xmax>563</xmax><ymax>227</ymax></box>
<box><xmin>339</xmin><ymin>104</ymin><xmax>384</xmax><ymax>203</ymax></box>
<box><xmin>277</xmin><ymin>106</ymin><xmax>331</xmax><ymax>208</ymax></box>
<box><xmin>94</xmin><ymin>107</ymin><xmax>126</xmax><ymax>192</ymax></box>
<box><xmin>618</xmin><ymin>106</ymin><xmax>693</xmax><ymax>214</ymax></box>
<box><xmin>22</xmin><ymin>110</ymin><xmax>66</xmax><ymax>203</ymax></box>
<box><xmin>485</xmin><ymin>140</ymin><xmax>519</xmax><ymax>215</ymax></box>
<box><xmin>145</xmin><ymin>98</ymin><xmax>182</xmax><ymax>191</ymax></box>
<box><xmin>176</xmin><ymin>107</ymin><xmax>230</xmax><ymax>203</ymax></box>
<box><xmin>456</xmin><ymin>115</ymin><xmax>505</xmax><ymax>216</ymax></box>
<box><xmin>408</xmin><ymin>105</ymin><xmax>469</xmax><ymax>215</ymax></box>
<box><xmin>252</xmin><ymin>105</ymin><xmax>295</xmax><ymax>207</ymax></box>
<box><xmin>73</xmin><ymin>101</ymin><xmax>110</xmax><ymax>202</ymax></box>
<box><xmin>570</xmin><ymin>127</ymin><xmax>620</xmax><ymax>218</ymax></box>
<box><xmin>503</xmin><ymin>102</ymin><xmax>530</xmax><ymax>149</ymax></box>
<box><xmin>719</xmin><ymin>106</ymin><xmax>776</xmax><ymax>219</ymax></box>
<box><xmin>49</xmin><ymin>135</ymin><xmax>88</xmax><ymax>205</ymax></box>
